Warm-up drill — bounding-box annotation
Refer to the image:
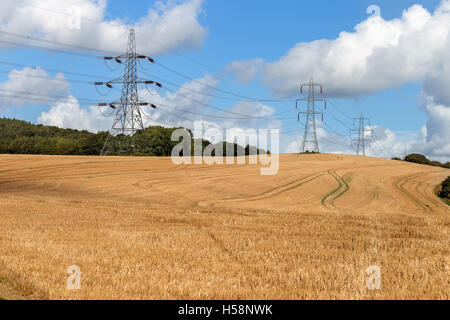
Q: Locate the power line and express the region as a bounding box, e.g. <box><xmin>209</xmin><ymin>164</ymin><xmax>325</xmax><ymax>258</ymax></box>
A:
<box><xmin>10</xmin><ymin>0</ymin><xmax>247</xmax><ymax>78</ymax></box>
<box><xmin>0</xmin><ymin>38</ymin><xmax>100</xmax><ymax>59</ymax></box>
<box><xmin>371</xmin><ymin>131</ymin><xmax>390</xmax><ymax>159</ymax></box>
<box><xmin>0</xmin><ymin>69</ymin><xmax>91</xmax><ymax>84</ymax></box>
<box><xmin>150</xmin><ymin>106</ymin><xmax>299</xmax><ymax>133</ymax></box>
<box><xmin>0</xmin><ymin>59</ymin><xmax>110</xmax><ymax>80</ymax></box>
<box><xmin>320</xmin><ymin>134</ymin><xmax>352</xmax><ymax>149</ymax></box>
<box><xmin>0</xmin><ymin>88</ymin><xmax>99</xmax><ymax>103</ymax></box>
<box><xmin>143</xmin><ymin>99</ymin><xmax>293</xmax><ymax>121</ymax></box>
<box><xmin>316</xmin><ymin>105</ymin><xmax>353</xmax><ymax>129</ymax></box>
<box><xmin>322</xmin><ymin>95</ymin><xmax>354</xmax><ymax>121</ymax></box>
<box><xmin>0</xmin><ymin>57</ymin><xmax>295</xmax><ymax>121</ymax></box>
<box><xmin>0</xmin><ymin>29</ymin><xmax>117</xmax><ymax>56</ymax></box>
<box><xmin>110</xmin><ymin>82</ymin><xmax>295</xmax><ymax>121</ymax></box>
<box><xmin>157</xmin><ymin>85</ymin><xmax>294</xmax><ymax>120</ymax></box>
<box><xmin>140</xmin><ymin>69</ymin><xmax>288</xmax><ymax>103</ymax></box>
<box><xmin>0</xmin><ymin>29</ymin><xmax>294</xmax><ymax>103</ymax></box>
<box><xmin>154</xmin><ymin>62</ymin><xmax>295</xmax><ymax>102</ymax></box>
<box><xmin>0</xmin><ymin>92</ymin><xmax>98</xmax><ymax>107</ymax></box>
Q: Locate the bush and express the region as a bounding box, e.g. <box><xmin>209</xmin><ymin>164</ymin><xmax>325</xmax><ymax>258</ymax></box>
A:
<box><xmin>439</xmin><ymin>176</ymin><xmax>450</xmax><ymax>199</ymax></box>
<box><xmin>404</xmin><ymin>153</ymin><xmax>431</xmax><ymax>165</ymax></box>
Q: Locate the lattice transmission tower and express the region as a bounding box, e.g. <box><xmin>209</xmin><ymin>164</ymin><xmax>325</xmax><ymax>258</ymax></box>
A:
<box><xmin>296</xmin><ymin>79</ymin><xmax>326</xmax><ymax>153</ymax></box>
<box><xmin>94</xmin><ymin>29</ymin><xmax>161</xmax><ymax>156</ymax></box>
<box><xmin>350</xmin><ymin>114</ymin><xmax>373</xmax><ymax>156</ymax></box>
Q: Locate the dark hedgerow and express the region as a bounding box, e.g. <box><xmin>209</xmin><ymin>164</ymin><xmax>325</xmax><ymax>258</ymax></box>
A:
<box><xmin>439</xmin><ymin>176</ymin><xmax>450</xmax><ymax>200</ymax></box>
<box><xmin>0</xmin><ymin>118</ymin><xmax>268</xmax><ymax>156</ymax></box>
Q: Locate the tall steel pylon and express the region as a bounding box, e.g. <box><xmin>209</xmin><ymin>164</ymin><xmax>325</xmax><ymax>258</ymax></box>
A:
<box><xmin>95</xmin><ymin>29</ymin><xmax>161</xmax><ymax>156</ymax></box>
<box><xmin>350</xmin><ymin>114</ymin><xmax>372</xmax><ymax>156</ymax></box>
<box><xmin>296</xmin><ymin>79</ymin><xmax>326</xmax><ymax>153</ymax></box>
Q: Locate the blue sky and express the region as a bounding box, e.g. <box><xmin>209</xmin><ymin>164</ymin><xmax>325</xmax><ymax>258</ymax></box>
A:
<box><xmin>0</xmin><ymin>0</ymin><xmax>449</xmax><ymax>160</ymax></box>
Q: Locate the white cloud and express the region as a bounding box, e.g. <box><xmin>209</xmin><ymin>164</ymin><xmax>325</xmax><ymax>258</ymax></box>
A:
<box><xmin>0</xmin><ymin>0</ymin><xmax>207</xmax><ymax>55</ymax></box>
<box><xmin>410</xmin><ymin>97</ymin><xmax>450</xmax><ymax>161</ymax></box>
<box><xmin>257</xmin><ymin>0</ymin><xmax>450</xmax><ymax>161</ymax></box>
<box><xmin>220</xmin><ymin>100</ymin><xmax>280</xmax><ymax>130</ymax></box>
<box><xmin>262</xmin><ymin>1</ymin><xmax>450</xmax><ymax>98</ymax></box>
<box><xmin>0</xmin><ymin>67</ymin><xmax>70</xmax><ymax>110</ymax></box>
<box><xmin>38</xmin><ymin>95</ymin><xmax>111</xmax><ymax>132</ymax></box>
<box><xmin>141</xmin><ymin>73</ymin><xmax>220</xmax><ymax>130</ymax></box>
<box><xmin>137</xmin><ymin>74</ymin><xmax>289</xmax><ymax>150</ymax></box>
<box><xmin>141</xmin><ymin>73</ymin><xmax>282</xmax><ymax>131</ymax></box>
<box><xmin>224</xmin><ymin>59</ymin><xmax>264</xmax><ymax>84</ymax></box>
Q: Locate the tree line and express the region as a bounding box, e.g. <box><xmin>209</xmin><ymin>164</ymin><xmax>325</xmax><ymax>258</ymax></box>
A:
<box><xmin>392</xmin><ymin>153</ymin><xmax>450</xmax><ymax>169</ymax></box>
<box><xmin>0</xmin><ymin>118</ymin><xmax>268</xmax><ymax>156</ymax></box>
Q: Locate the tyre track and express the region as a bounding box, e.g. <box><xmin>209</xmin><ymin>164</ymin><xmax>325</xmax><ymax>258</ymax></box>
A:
<box><xmin>321</xmin><ymin>169</ymin><xmax>350</xmax><ymax>209</ymax></box>
<box><xmin>393</xmin><ymin>173</ymin><xmax>429</xmax><ymax>211</ymax></box>
<box><xmin>200</xmin><ymin>170</ymin><xmax>329</xmax><ymax>206</ymax></box>
<box><xmin>412</xmin><ymin>172</ymin><xmax>448</xmax><ymax>210</ymax></box>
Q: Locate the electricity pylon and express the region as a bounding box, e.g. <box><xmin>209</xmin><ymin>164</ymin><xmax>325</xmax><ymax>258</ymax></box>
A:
<box><xmin>296</xmin><ymin>79</ymin><xmax>326</xmax><ymax>153</ymax></box>
<box><xmin>95</xmin><ymin>29</ymin><xmax>161</xmax><ymax>156</ymax></box>
<box><xmin>350</xmin><ymin>114</ymin><xmax>372</xmax><ymax>156</ymax></box>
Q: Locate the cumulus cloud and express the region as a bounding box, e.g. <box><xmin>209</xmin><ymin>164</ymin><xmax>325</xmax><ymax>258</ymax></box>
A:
<box><xmin>281</xmin><ymin>118</ymin><xmax>449</xmax><ymax>162</ymax></box>
<box><xmin>135</xmin><ymin>74</ymin><xmax>287</xmax><ymax>150</ymax></box>
<box><xmin>410</xmin><ymin>97</ymin><xmax>450</xmax><ymax>161</ymax></box>
<box><xmin>0</xmin><ymin>67</ymin><xmax>70</xmax><ymax>110</ymax></box>
<box><xmin>0</xmin><ymin>0</ymin><xmax>207</xmax><ymax>55</ymax></box>
<box><xmin>256</xmin><ymin>0</ymin><xmax>450</xmax><ymax>160</ymax></box>
<box><xmin>262</xmin><ymin>1</ymin><xmax>450</xmax><ymax>98</ymax></box>
<box><xmin>224</xmin><ymin>59</ymin><xmax>264</xmax><ymax>84</ymax></box>
<box><xmin>141</xmin><ymin>74</ymin><xmax>281</xmax><ymax>131</ymax></box>
<box><xmin>141</xmin><ymin>73</ymin><xmax>220</xmax><ymax>130</ymax></box>
<box><xmin>38</xmin><ymin>96</ymin><xmax>111</xmax><ymax>132</ymax></box>
<box><xmin>33</xmin><ymin>72</ymin><xmax>288</xmax><ymax>151</ymax></box>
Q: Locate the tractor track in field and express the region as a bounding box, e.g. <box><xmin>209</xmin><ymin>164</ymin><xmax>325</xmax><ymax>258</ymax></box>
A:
<box><xmin>199</xmin><ymin>170</ymin><xmax>329</xmax><ymax>207</ymax></box>
<box><xmin>413</xmin><ymin>172</ymin><xmax>448</xmax><ymax>210</ymax></box>
<box><xmin>393</xmin><ymin>173</ymin><xmax>430</xmax><ymax>211</ymax></box>
<box><xmin>321</xmin><ymin>169</ymin><xmax>350</xmax><ymax>209</ymax></box>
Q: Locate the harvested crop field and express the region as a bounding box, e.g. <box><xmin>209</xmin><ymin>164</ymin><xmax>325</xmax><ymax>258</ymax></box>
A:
<box><xmin>0</xmin><ymin>154</ymin><xmax>449</xmax><ymax>299</ymax></box>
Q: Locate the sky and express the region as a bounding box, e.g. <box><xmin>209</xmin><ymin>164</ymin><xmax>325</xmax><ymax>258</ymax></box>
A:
<box><xmin>0</xmin><ymin>0</ymin><xmax>449</xmax><ymax>161</ymax></box>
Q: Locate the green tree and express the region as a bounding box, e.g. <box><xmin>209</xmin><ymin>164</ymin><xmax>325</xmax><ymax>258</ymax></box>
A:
<box><xmin>439</xmin><ymin>177</ymin><xmax>450</xmax><ymax>199</ymax></box>
<box><xmin>404</xmin><ymin>154</ymin><xmax>431</xmax><ymax>165</ymax></box>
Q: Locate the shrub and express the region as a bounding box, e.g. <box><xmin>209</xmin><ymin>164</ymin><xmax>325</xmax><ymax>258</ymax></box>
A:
<box><xmin>430</xmin><ymin>161</ymin><xmax>444</xmax><ymax>167</ymax></box>
<box><xmin>404</xmin><ymin>153</ymin><xmax>431</xmax><ymax>165</ymax></box>
<box><xmin>439</xmin><ymin>176</ymin><xmax>450</xmax><ymax>199</ymax></box>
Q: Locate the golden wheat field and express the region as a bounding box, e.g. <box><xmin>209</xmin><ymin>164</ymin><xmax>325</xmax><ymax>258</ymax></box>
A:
<box><xmin>0</xmin><ymin>153</ymin><xmax>449</xmax><ymax>300</ymax></box>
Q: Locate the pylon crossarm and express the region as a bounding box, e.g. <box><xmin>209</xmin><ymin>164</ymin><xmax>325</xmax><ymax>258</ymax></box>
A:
<box><xmin>299</xmin><ymin>111</ymin><xmax>323</xmax><ymax>115</ymax></box>
<box><xmin>297</xmin><ymin>98</ymin><xmax>326</xmax><ymax>102</ymax></box>
<box><xmin>103</xmin><ymin>54</ymin><xmax>153</xmax><ymax>62</ymax></box>
<box><xmin>101</xmin><ymin>79</ymin><xmax>156</xmax><ymax>85</ymax></box>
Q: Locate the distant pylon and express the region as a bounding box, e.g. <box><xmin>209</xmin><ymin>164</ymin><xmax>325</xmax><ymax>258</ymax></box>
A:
<box><xmin>94</xmin><ymin>29</ymin><xmax>161</xmax><ymax>156</ymax></box>
<box><xmin>296</xmin><ymin>79</ymin><xmax>326</xmax><ymax>153</ymax></box>
<box><xmin>350</xmin><ymin>114</ymin><xmax>372</xmax><ymax>156</ymax></box>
